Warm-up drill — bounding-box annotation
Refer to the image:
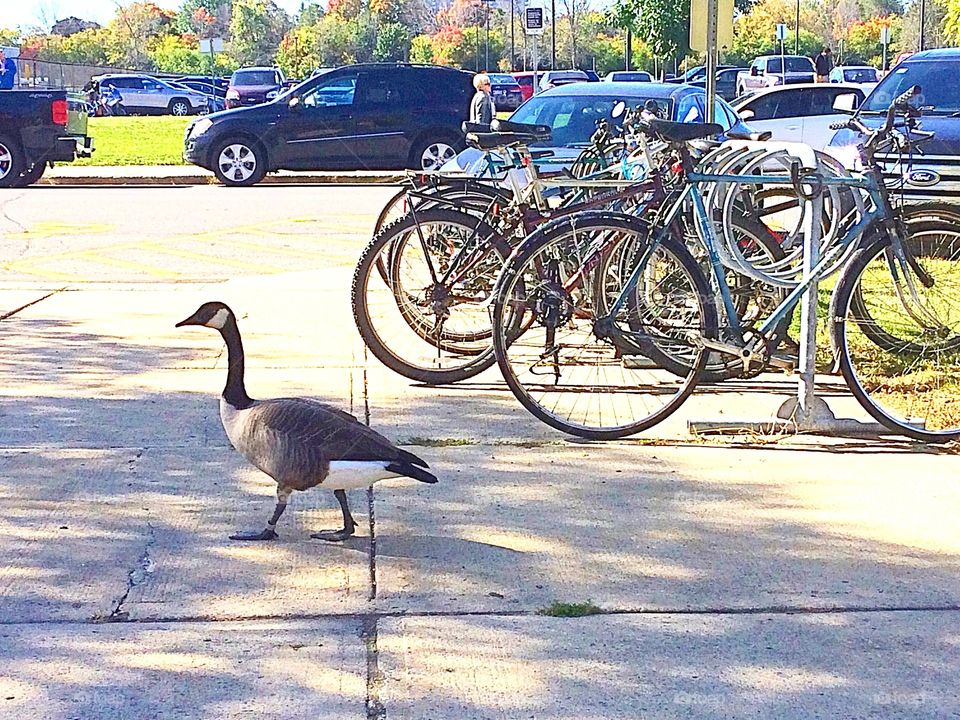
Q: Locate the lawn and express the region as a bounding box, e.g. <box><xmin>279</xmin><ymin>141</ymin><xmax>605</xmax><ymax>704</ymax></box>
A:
<box><xmin>75</xmin><ymin>116</ymin><xmax>192</xmax><ymax>166</ymax></box>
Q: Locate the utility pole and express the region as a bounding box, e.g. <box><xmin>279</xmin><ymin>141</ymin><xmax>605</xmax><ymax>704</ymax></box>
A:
<box><xmin>510</xmin><ymin>0</ymin><xmax>515</xmax><ymax>70</ymax></box>
<box><xmin>918</xmin><ymin>0</ymin><xmax>926</xmax><ymax>51</ymax></box>
<box><xmin>795</xmin><ymin>0</ymin><xmax>800</xmax><ymax>54</ymax></box>
<box><xmin>551</xmin><ymin>0</ymin><xmax>556</xmax><ymax>68</ymax></box>
<box><xmin>625</xmin><ymin>28</ymin><xmax>631</xmax><ymax>70</ymax></box>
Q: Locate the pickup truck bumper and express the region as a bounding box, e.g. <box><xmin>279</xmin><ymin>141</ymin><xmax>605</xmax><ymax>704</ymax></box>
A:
<box><xmin>22</xmin><ymin>126</ymin><xmax>94</xmax><ymax>163</ymax></box>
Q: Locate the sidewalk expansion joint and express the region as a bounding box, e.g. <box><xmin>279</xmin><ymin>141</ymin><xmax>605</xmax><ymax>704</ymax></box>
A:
<box><xmin>362</xmin><ymin>616</ymin><xmax>386</xmax><ymax>720</ymax></box>
<box><xmin>104</xmin><ymin>519</ymin><xmax>156</xmax><ymax>622</ymax></box>
<box><xmin>0</xmin><ymin>287</ymin><xmax>68</xmax><ymax>321</ymax></box>
<box><xmin>11</xmin><ymin>603</ymin><xmax>960</xmax><ymax>628</ymax></box>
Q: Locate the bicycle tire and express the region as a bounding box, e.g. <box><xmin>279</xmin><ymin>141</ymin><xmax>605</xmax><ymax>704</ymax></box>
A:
<box><xmin>353</xmin><ymin>208</ymin><xmax>508</xmax><ymax>385</ymax></box>
<box><xmin>831</xmin><ymin>233</ymin><xmax>960</xmax><ymax>442</ymax></box>
<box><xmin>491</xmin><ymin>212</ymin><xmax>716</xmax><ymax>440</ymax></box>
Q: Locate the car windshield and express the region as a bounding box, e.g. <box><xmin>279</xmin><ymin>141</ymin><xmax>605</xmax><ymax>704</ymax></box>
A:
<box><xmin>511</xmin><ymin>94</ymin><xmax>672</xmax><ymax>145</ymax></box>
<box><xmin>613</xmin><ymin>73</ymin><xmax>651</xmax><ymax>82</ymax></box>
<box><xmin>844</xmin><ymin>68</ymin><xmax>878</xmax><ymax>83</ymax></box>
<box><xmin>233</xmin><ymin>70</ymin><xmax>277</xmax><ymax>86</ymax></box>
<box><xmin>861</xmin><ymin>60</ymin><xmax>960</xmax><ymax>113</ymax></box>
<box><xmin>767</xmin><ymin>57</ymin><xmax>814</xmax><ymax>73</ymax></box>
<box><xmin>488</xmin><ymin>75</ymin><xmax>518</xmax><ymax>86</ymax></box>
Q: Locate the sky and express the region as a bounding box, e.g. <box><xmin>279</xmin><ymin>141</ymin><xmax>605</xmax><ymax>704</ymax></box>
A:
<box><xmin>2</xmin><ymin>0</ymin><xmax>308</xmax><ymax>31</ymax></box>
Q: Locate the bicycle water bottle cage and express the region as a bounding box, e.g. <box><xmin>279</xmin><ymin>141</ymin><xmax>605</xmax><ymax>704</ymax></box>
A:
<box><xmin>789</xmin><ymin>160</ymin><xmax>824</xmax><ymax>201</ymax></box>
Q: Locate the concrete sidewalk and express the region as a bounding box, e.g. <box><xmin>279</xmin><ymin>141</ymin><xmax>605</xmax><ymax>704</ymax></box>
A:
<box><xmin>1</xmin><ymin>269</ymin><xmax>959</xmax><ymax>718</ymax></box>
<box><xmin>42</xmin><ymin>164</ymin><xmax>405</xmax><ymax>186</ymax></box>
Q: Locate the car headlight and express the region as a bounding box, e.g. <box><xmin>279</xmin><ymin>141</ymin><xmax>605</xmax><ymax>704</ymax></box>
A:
<box><xmin>189</xmin><ymin>118</ymin><xmax>213</xmax><ymax>138</ymax></box>
<box><xmin>226</xmin><ymin>89</ymin><xmax>240</xmax><ymax>100</ymax></box>
<box><xmin>266</xmin><ymin>90</ymin><xmax>278</xmax><ymax>100</ymax></box>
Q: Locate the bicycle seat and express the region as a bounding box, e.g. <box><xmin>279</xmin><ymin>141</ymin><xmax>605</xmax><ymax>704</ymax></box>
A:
<box><xmin>530</xmin><ymin>149</ymin><xmax>554</xmax><ymax>159</ymax></box>
<box><xmin>646</xmin><ymin>120</ymin><xmax>723</xmax><ymax>143</ymax></box>
<box><xmin>462</xmin><ymin>121</ymin><xmax>492</xmax><ymax>135</ymax></box>
<box><xmin>466</xmin><ymin>132</ymin><xmax>543</xmax><ymax>150</ymax></box>
<box><xmin>491</xmin><ymin>118</ymin><xmax>552</xmax><ymax>140</ymax></box>
<box><xmin>726</xmin><ymin>129</ymin><xmax>773</xmax><ymax>141</ymax></box>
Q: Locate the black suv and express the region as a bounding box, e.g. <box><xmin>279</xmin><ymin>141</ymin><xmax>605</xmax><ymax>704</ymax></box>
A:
<box><xmin>184</xmin><ymin>63</ymin><xmax>475</xmax><ymax>186</ymax></box>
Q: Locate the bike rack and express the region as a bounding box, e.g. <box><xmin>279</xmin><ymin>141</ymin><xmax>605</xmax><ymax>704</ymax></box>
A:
<box><xmin>688</xmin><ymin>141</ymin><xmax>891</xmax><ymax>439</ymax></box>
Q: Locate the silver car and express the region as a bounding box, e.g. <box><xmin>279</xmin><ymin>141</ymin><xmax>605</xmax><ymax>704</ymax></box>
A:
<box><xmin>95</xmin><ymin>74</ymin><xmax>209</xmax><ymax>116</ymax></box>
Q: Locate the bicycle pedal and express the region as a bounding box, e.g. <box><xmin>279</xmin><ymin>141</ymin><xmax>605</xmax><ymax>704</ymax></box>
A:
<box><xmin>621</xmin><ymin>354</ymin><xmax>658</xmax><ymax>370</ymax></box>
<box><xmin>769</xmin><ymin>353</ymin><xmax>797</xmax><ymax>373</ymax></box>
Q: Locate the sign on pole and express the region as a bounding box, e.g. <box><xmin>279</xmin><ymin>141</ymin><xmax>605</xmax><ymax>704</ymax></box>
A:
<box><xmin>689</xmin><ymin>0</ymin><xmax>733</xmax><ymax>52</ymax></box>
<box><xmin>775</xmin><ymin>23</ymin><xmax>788</xmax><ymax>41</ymax></box>
<box><xmin>525</xmin><ymin>6</ymin><xmax>543</xmax><ymax>35</ymax></box>
<box><xmin>199</xmin><ymin>37</ymin><xmax>224</xmax><ymax>53</ymax></box>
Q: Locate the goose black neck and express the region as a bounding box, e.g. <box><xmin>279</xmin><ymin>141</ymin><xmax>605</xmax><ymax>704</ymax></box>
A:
<box><xmin>219</xmin><ymin>315</ymin><xmax>252</xmax><ymax>409</ymax></box>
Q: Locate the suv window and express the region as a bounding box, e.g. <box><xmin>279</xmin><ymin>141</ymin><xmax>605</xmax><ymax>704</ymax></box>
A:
<box><xmin>863</xmin><ymin>60</ymin><xmax>960</xmax><ymax>113</ymax></box>
<box><xmin>356</xmin><ymin>71</ymin><xmax>400</xmax><ymax>106</ymax></box>
<box><xmin>745</xmin><ymin>89</ymin><xmax>807</xmax><ymax>120</ymax></box>
<box><xmin>233</xmin><ymin>70</ymin><xmax>280</xmax><ymax>86</ymax></box>
<box><xmin>302</xmin><ymin>71</ymin><xmax>358</xmax><ymax>108</ymax></box>
<box><xmin>808</xmin><ymin>87</ymin><xmax>861</xmax><ymax>115</ymax></box>
<box><xmin>140</xmin><ymin>78</ymin><xmax>164</xmax><ymax>91</ymax></box>
<box><xmin>767</xmin><ymin>57</ymin><xmax>814</xmax><ymax>74</ymax></box>
<box><xmin>104</xmin><ymin>77</ymin><xmax>133</xmax><ymax>88</ymax></box>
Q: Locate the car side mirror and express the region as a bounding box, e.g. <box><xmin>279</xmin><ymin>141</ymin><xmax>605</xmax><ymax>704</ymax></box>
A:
<box><xmin>750</xmin><ymin>67</ymin><xmax>759</xmax><ymax>76</ymax></box>
<box><xmin>833</xmin><ymin>93</ymin><xmax>858</xmax><ymax>114</ymax></box>
<box><xmin>288</xmin><ymin>96</ymin><xmax>302</xmax><ymax>110</ymax></box>
<box><xmin>738</xmin><ymin>109</ymin><xmax>755</xmax><ymax>120</ymax></box>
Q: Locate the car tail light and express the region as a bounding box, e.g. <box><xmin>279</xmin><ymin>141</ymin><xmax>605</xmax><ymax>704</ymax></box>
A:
<box><xmin>52</xmin><ymin>99</ymin><xmax>68</xmax><ymax>125</ymax></box>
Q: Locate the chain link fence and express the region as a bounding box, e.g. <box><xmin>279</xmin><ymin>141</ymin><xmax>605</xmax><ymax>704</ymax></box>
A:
<box><xmin>13</xmin><ymin>58</ymin><xmax>144</xmax><ymax>91</ymax></box>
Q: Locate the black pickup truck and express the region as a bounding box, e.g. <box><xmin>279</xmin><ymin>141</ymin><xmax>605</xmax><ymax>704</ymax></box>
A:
<box><xmin>0</xmin><ymin>89</ymin><xmax>94</xmax><ymax>187</ymax></box>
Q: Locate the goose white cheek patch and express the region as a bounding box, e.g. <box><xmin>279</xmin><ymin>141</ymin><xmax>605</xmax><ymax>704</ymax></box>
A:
<box><xmin>206</xmin><ymin>308</ymin><xmax>230</xmax><ymax>329</ymax></box>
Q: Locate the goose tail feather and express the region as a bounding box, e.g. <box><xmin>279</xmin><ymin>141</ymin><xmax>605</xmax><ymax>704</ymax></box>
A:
<box><xmin>398</xmin><ymin>448</ymin><xmax>430</xmax><ymax>468</ymax></box>
<box><xmin>387</xmin><ymin>461</ymin><xmax>438</xmax><ymax>484</ymax></box>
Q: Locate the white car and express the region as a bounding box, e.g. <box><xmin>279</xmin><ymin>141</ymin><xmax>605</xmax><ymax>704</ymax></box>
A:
<box><xmin>602</xmin><ymin>71</ymin><xmax>653</xmax><ymax>82</ymax></box>
<box><xmin>732</xmin><ymin>83</ymin><xmax>868</xmax><ymax>149</ymax></box>
<box><xmin>828</xmin><ymin>65</ymin><xmax>880</xmax><ymax>85</ymax></box>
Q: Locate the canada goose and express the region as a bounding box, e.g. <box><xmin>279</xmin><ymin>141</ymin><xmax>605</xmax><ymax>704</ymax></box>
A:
<box><xmin>176</xmin><ymin>301</ymin><xmax>437</xmax><ymax>542</ymax></box>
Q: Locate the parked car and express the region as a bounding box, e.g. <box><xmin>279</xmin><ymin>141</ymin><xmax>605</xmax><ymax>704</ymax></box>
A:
<box><xmin>512</xmin><ymin>71</ymin><xmax>539</xmax><ymax>102</ymax></box>
<box><xmin>537</xmin><ymin>69</ymin><xmax>589</xmax><ymax>92</ymax></box>
<box><xmin>828</xmin><ymin>65</ymin><xmax>879</xmax><ymax>85</ymax></box>
<box><xmin>167</xmin><ymin>80</ymin><xmax>226</xmax><ymax>112</ymax></box>
<box><xmin>94</xmin><ymin>74</ymin><xmax>210</xmax><ymax>115</ymax></box>
<box><xmin>225</xmin><ymin>66</ymin><xmax>287</xmax><ymax>109</ymax></box>
<box><xmin>488</xmin><ymin>73</ymin><xmax>524</xmax><ymax>111</ymax></box>
<box><xmin>0</xmin><ymin>89</ymin><xmax>93</xmax><ymax>187</ymax></box>
<box><xmin>176</xmin><ymin>78</ymin><xmax>228</xmax><ymax>99</ymax></box>
<box><xmin>687</xmin><ymin>67</ymin><xmax>742</xmax><ymax>101</ymax></box>
<box><xmin>442</xmin><ymin>81</ymin><xmax>756</xmax><ymax>173</ymax></box>
<box><xmin>184</xmin><ymin>63</ymin><xmax>474</xmax><ymax>185</ymax></box>
<box><xmin>736</xmin><ymin>55</ymin><xmax>816</xmax><ymax>96</ymax></box>
<box><xmin>668</xmin><ymin>64</ymin><xmax>739</xmax><ymax>84</ymax></box>
<box><xmin>583</xmin><ymin>69</ymin><xmax>600</xmax><ymax>82</ymax></box>
<box><xmin>732</xmin><ymin>83</ymin><xmax>867</xmax><ymax>149</ymax></box>
<box><xmin>602</xmin><ymin>71</ymin><xmax>653</xmax><ymax>82</ymax></box>
<box><xmin>826</xmin><ymin>48</ymin><xmax>960</xmax><ymax>202</ymax></box>
<box><xmin>177</xmin><ymin>75</ymin><xmax>229</xmax><ymax>93</ymax></box>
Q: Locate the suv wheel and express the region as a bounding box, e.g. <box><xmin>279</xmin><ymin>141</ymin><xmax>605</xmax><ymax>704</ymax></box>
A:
<box><xmin>212</xmin><ymin>139</ymin><xmax>267</xmax><ymax>186</ymax></box>
<box><xmin>169</xmin><ymin>99</ymin><xmax>191</xmax><ymax>116</ymax></box>
<box><xmin>0</xmin><ymin>136</ymin><xmax>26</xmax><ymax>189</ymax></box>
<box><xmin>412</xmin><ymin>137</ymin><xmax>459</xmax><ymax>171</ymax></box>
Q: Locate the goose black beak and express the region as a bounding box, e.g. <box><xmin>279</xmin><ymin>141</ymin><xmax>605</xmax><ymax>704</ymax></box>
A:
<box><xmin>175</xmin><ymin>314</ymin><xmax>201</xmax><ymax>328</ymax></box>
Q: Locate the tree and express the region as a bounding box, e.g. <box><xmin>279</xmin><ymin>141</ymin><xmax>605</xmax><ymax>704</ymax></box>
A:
<box><xmin>374</xmin><ymin>22</ymin><xmax>410</xmax><ymax>60</ymax></box>
<box><xmin>608</xmin><ymin>0</ymin><xmax>689</xmax><ymax>75</ymax></box>
<box><xmin>229</xmin><ymin>0</ymin><xmax>292</xmax><ymax>65</ymax></box>
<box><xmin>107</xmin><ymin>2</ymin><xmax>174</xmax><ymax>69</ymax></box>
<box><xmin>410</xmin><ymin>33</ymin><xmax>434</xmax><ymax>62</ymax></box>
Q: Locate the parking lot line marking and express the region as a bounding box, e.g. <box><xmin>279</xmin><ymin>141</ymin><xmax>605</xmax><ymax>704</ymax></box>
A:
<box><xmin>206</xmin><ymin>237</ymin><xmax>339</xmax><ymax>259</ymax></box>
<box><xmin>242</xmin><ymin>229</ymin><xmax>365</xmax><ymax>246</ymax></box>
<box><xmin>75</xmin><ymin>251</ymin><xmax>185</xmax><ymax>278</ymax></box>
<box><xmin>1</xmin><ymin>261</ymin><xmax>84</xmax><ymax>282</ymax></box>
<box><xmin>144</xmin><ymin>244</ymin><xmax>289</xmax><ymax>273</ymax></box>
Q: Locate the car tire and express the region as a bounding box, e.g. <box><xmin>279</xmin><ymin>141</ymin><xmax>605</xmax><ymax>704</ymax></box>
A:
<box><xmin>0</xmin><ymin>135</ymin><xmax>27</xmax><ymax>189</ymax></box>
<box><xmin>169</xmin><ymin>98</ymin><xmax>192</xmax><ymax>116</ymax></box>
<box><xmin>11</xmin><ymin>161</ymin><xmax>46</xmax><ymax>188</ymax></box>
<box><xmin>211</xmin><ymin>138</ymin><xmax>267</xmax><ymax>186</ymax></box>
<box><xmin>410</xmin><ymin>135</ymin><xmax>460</xmax><ymax>171</ymax></box>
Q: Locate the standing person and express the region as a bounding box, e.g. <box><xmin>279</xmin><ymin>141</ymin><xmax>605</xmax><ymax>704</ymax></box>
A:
<box><xmin>815</xmin><ymin>47</ymin><xmax>833</xmax><ymax>83</ymax></box>
<box><xmin>470</xmin><ymin>73</ymin><xmax>496</xmax><ymax>125</ymax></box>
<box><xmin>0</xmin><ymin>49</ymin><xmax>17</xmax><ymax>90</ymax></box>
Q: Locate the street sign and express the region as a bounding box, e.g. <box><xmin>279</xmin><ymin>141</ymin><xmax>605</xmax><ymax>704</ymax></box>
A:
<box><xmin>199</xmin><ymin>38</ymin><xmax>224</xmax><ymax>53</ymax></box>
<box><xmin>776</xmin><ymin>23</ymin><xmax>788</xmax><ymax>41</ymax></box>
<box><xmin>525</xmin><ymin>6</ymin><xmax>544</xmax><ymax>35</ymax></box>
<box><xmin>689</xmin><ymin>0</ymin><xmax>733</xmax><ymax>52</ymax></box>
<box><xmin>880</xmin><ymin>26</ymin><xmax>890</xmax><ymax>44</ymax></box>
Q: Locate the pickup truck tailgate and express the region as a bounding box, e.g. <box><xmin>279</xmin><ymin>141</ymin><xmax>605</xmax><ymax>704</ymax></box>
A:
<box><xmin>66</xmin><ymin>93</ymin><xmax>89</xmax><ymax>136</ymax></box>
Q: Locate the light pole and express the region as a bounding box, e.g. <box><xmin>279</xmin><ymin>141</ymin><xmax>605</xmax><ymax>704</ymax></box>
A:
<box><xmin>795</xmin><ymin>0</ymin><xmax>800</xmax><ymax>54</ymax></box>
<box><xmin>551</xmin><ymin>0</ymin><xmax>556</xmax><ymax>69</ymax></box>
<box><xmin>918</xmin><ymin>0</ymin><xmax>926</xmax><ymax>51</ymax></box>
<box><xmin>510</xmin><ymin>0</ymin><xmax>515</xmax><ymax>70</ymax></box>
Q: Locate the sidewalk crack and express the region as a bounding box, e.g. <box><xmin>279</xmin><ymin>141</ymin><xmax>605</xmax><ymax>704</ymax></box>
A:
<box><xmin>105</xmin><ymin>519</ymin><xmax>156</xmax><ymax>622</ymax></box>
<box><xmin>363</xmin><ymin>616</ymin><xmax>385</xmax><ymax>720</ymax></box>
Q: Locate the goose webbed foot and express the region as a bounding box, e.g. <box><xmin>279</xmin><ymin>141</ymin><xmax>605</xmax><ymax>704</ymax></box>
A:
<box><xmin>310</xmin><ymin>526</ymin><xmax>354</xmax><ymax>542</ymax></box>
<box><xmin>229</xmin><ymin>528</ymin><xmax>279</xmax><ymax>541</ymax></box>
<box><xmin>311</xmin><ymin>489</ymin><xmax>356</xmax><ymax>542</ymax></box>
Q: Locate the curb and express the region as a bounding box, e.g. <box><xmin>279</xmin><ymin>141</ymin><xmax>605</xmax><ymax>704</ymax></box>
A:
<box><xmin>39</xmin><ymin>171</ymin><xmax>407</xmax><ymax>187</ymax></box>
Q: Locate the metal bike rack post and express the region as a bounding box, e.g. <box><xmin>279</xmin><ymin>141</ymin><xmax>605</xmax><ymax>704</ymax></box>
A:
<box><xmin>688</xmin><ymin>153</ymin><xmax>891</xmax><ymax>438</ymax></box>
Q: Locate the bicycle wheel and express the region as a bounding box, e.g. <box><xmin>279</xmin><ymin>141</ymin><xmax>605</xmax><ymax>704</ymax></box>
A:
<box><xmin>832</xmin><ymin>233</ymin><xmax>960</xmax><ymax>442</ymax></box>
<box><xmin>374</xmin><ymin>181</ymin><xmax>510</xmax><ymax>236</ymax></box>
<box><xmin>353</xmin><ymin>209</ymin><xmax>510</xmax><ymax>384</ymax></box>
<box><xmin>492</xmin><ymin>212</ymin><xmax>715</xmax><ymax>440</ymax></box>
<box><xmin>846</xmin><ymin>221</ymin><xmax>960</xmax><ymax>354</ymax></box>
